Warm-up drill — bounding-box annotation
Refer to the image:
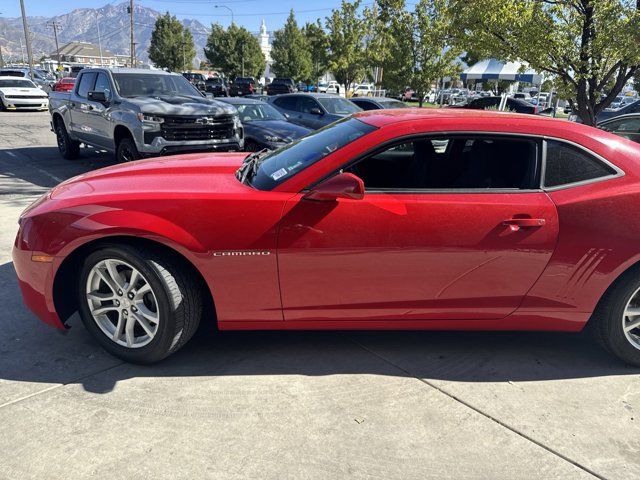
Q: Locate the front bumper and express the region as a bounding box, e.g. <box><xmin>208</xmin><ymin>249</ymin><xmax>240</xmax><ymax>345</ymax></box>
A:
<box><xmin>139</xmin><ymin>128</ymin><xmax>244</xmax><ymax>155</ymax></box>
<box><xmin>2</xmin><ymin>96</ymin><xmax>49</xmax><ymax>110</ymax></box>
<box><xmin>12</xmin><ymin>244</ymin><xmax>64</xmax><ymax>329</ymax></box>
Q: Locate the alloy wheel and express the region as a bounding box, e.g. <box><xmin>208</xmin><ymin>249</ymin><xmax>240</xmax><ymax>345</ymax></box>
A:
<box><xmin>622</xmin><ymin>286</ymin><xmax>640</xmax><ymax>351</ymax></box>
<box><xmin>86</xmin><ymin>259</ymin><xmax>160</xmax><ymax>348</ymax></box>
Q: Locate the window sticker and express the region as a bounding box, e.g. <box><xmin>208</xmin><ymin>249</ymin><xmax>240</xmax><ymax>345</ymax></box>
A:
<box><xmin>270</xmin><ymin>168</ymin><xmax>288</xmax><ymax>180</ymax></box>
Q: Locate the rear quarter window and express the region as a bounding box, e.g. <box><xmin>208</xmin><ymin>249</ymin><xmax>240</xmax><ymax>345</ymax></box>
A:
<box><xmin>544</xmin><ymin>140</ymin><xmax>617</xmax><ymax>188</ymax></box>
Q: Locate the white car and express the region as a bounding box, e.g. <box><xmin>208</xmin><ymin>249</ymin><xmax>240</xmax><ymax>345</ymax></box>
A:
<box><xmin>352</xmin><ymin>83</ymin><xmax>374</xmax><ymax>97</ymax></box>
<box><xmin>323</xmin><ymin>81</ymin><xmax>342</xmax><ymax>95</ymax></box>
<box><xmin>0</xmin><ymin>76</ymin><xmax>49</xmax><ymax>111</ymax></box>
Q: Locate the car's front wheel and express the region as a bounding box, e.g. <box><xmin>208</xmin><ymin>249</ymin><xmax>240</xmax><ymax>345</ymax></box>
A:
<box><xmin>116</xmin><ymin>137</ymin><xmax>141</xmax><ymax>163</ymax></box>
<box><xmin>78</xmin><ymin>245</ymin><xmax>202</xmax><ymax>364</ymax></box>
<box><xmin>592</xmin><ymin>271</ymin><xmax>640</xmax><ymax>366</ymax></box>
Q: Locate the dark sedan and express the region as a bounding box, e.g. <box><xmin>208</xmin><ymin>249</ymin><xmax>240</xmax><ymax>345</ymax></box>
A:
<box><xmin>350</xmin><ymin>97</ymin><xmax>410</xmax><ymax>110</ymax></box>
<box><xmin>219</xmin><ymin>97</ymin><xmax>312</xmax><ymax>151</ymax></box>
<box><xmin>570</xmin><ymin>99</ymin><xmax>640</xmax><ymax>123</ymax></box>
<box><xmin>598</xmin><ymin>113</ymin><xmax>640</xmax><ymax>143</ymax></box>
<box><xmin>268</xmin><ymin>93</ymin><xmax>362</xmax><ymax>129</ymax></box>
<box><xmin>450</xmin><ymin>96</ymin><xmax>539</xmax><ymax>114</ymax></box>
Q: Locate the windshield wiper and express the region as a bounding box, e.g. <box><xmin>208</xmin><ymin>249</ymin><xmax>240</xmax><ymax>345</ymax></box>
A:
<box><xmin>236</xmin><ymin>149</ymin><xmax>269</xmax><ymax>184</ymax></box>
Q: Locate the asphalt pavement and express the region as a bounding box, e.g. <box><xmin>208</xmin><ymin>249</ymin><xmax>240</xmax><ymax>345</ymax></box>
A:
<box><xmin>0</xmin><ymin>111</ymin><xmax>639</xmax><ymax>480</ymax></box>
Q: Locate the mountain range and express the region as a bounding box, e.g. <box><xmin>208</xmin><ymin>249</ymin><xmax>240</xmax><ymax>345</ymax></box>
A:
<box><xmin>0</xmin><ymin>2</ymin><xmax>219</xmax><ymax>65</ymax></box>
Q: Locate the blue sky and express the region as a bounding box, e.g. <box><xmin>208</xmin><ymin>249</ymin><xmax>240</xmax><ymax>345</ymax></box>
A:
<box><xmin>1</xmin><ymin>0</ymin><xmax>361</xmax><ymax>31</ymax></box>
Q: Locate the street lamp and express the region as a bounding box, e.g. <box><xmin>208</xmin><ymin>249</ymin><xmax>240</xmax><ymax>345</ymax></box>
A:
<box><xmin>214</xmin><ymin>5</ymin><xmax>234</xmax><ymax>25</ymax></box>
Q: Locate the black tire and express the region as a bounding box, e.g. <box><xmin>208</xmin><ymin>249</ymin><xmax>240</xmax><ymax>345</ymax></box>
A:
<box><xmin>116</xmin><ymin>136</ymin><xmax>141</xmax><ymax>163</ymax></box>
<box><xmin>78</xmin><ymin>245</ymin><xmax>202</xmax><ymax>364</ymax></box>
<box><xmin>591</xmin><ymin>270</ymin><xmax>640</xmax><ymax>367</ymax></box>
<box><xmin>0</xmin><ymin>99</ymin><xmax>6</xmax><ymax>111</ymax></box>
<box><xmin>54</xmin><ymin>117</ymin><xmax>80</xmax><ymax>159</ymax></box>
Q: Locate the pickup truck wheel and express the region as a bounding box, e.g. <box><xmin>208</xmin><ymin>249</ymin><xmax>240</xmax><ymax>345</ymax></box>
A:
<box><xmin>116</xmin><ymin>137</ymin><xmax>141</xmax><ymax>163</ymax></box>
<box><xmin>55</xmin><ymin>119</ymin><xmax>80</xmax><ymax>159</ymax></box>
<box><xmin>78</xmin><ymin>245</ymin><xmax>202</xmax><ymax>364</ymax></box>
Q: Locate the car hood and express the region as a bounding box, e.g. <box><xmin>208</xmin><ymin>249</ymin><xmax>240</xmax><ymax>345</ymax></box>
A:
<box><xmin>244</xmin><ymin>120</ymin><xmax>311</xmax><ymax>141</ymax></box>
<box><xmin>0</xmin><ymin>87</ymin><xmax>46</xmax><ymax>96</ymax></box>
<box><xmin>122</xmin><ymin>95</ymin><xmax>238</xmax><ymax>117</ymax></box>
<box><xmin>46</xmin><ymin>153</ymin><xmax>250</xmax><ymax>205</ymax></box>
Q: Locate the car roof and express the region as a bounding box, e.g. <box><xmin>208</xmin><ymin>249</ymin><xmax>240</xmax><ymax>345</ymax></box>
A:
<box><xmin>0</xmin><ymin>75</ymin><xmax>35</xmax><ymax>82</ymax></box>
<box><xmin>354</xmin><ymin>107</ymin><xmax>558</xmax><ymax>128</ymax></box>
<box><xmin>79</xmin><ymin>68</ymin><xmax>180</xmax><ymax>76</ymax></box>
<box><xmin>276</xmin><ymin>92</ymin><xmax>342</xmax><ymax>98</ymax></box>
<box><xmin>218</xmin><ymin>97</ymin><xmax>265</xmax><ymax>105</ymax></box>
<box><xmin>598</xmin><ymin>113</ymin><xmax>640</xmax><ymax>125</ymax></box>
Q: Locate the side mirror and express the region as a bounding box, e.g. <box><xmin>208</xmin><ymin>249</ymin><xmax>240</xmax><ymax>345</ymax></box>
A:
<box><xmin>283</xmin><ymin>112</ymin><xmax>290</xmax><ymax>119</ymax></box>
<box><xmin>88</xmin><ymin>90</ymin><xmax>108</xmax><ymax>103</ymax></box>
<box><xmin>303</xmin><ymin>172</ymin><xmax>365</xmax><ymax>202</ymax></box>
<box><xmin>310</xmin><ymin>107</ymin><xmax>323</xmax><ymax>115</ymax></box>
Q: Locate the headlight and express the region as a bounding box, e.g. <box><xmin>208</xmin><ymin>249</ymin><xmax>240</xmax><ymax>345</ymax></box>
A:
<box><xmin>137</xmin><ymin>113</ymin><xmax>164</xmax><ymax>124</ymax></box>
<box><xmin>264</xmin><ymin>135</ymin><xmax>284</xmax><ymax>143</ymax></box>
<box><xmin>232</xmin><ymin>115</ymin><xmax>242</xmax><ymax>129</ymax></box>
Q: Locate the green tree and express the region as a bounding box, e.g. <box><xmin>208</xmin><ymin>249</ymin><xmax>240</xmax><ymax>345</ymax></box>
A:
<box><xmin>377</xmin><ymin>0</ymin><xmax>461</xmax><ymax>105</ymax></box>
<box><xmin>180</xmin><ymin>29</ymin><xmax>196</xmax><ymax>71</ymax></box>
<box><xmin>449</xmin><ymin>0</ymin><xmax>640</xmax><ymax>125</ymax></box>
<box><xmin>148</xmin><ymin>12</ymin><xmax>192</xmax><ymax>72</ymax></box>
<box><xmin>204</xmin><ymin>23</ymin><xmax>266</xmax><ymax>79</ymax></box>
<box><xmin>325</xmin><ymin>0</ymin><xmax>370</xmax><ymax>92</ymax></box>
<box><xmin>303</xmin><ymin>20</ymin><xmax>330</xmax><ymax>84</ymax></box>
<box><xmin>271</xmin><ymin>10</ymin><xmax>312</xmax><ymax>81</ymax></box>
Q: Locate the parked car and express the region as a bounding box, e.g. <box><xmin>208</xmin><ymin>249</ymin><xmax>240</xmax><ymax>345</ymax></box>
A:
<box><xmin>451</xmin><ymin>96</ymin><xmax>539</xmax><ymax>114</ymax></box>
<box><xmin>350</xmin><ymin>97</ymin><xmax>410</xmax><ymax>110</ymax></box>
<box><xmin>48</xmin><ymin>68</ymin><xmax>243</xmax><ymax>163</ymax></box>
<box><xmin>608</xmin><ymin>96</ymin><xmax>637</xmax><ymax>110</ymax></box>
<box><xmin>204</xmin><ymin>77</ymin><xmax>229</xmax><ymax>97</ymax></box>
<box><xmin>352</xmin><ymin>83</ymin><xmax>375</xmax><ymax>97</ymax></box>
<box><xmin>0</xmin><ymin>67</ymin><xmax>55</xmax><ymax>92</ymax></box>
<box><xmin>230</xmin><ymin>77</ymin><xmax>258</xmax><ymax>96</ymax></box>
<box><xmin>0</xmin><ymin>76</ymin><xmax>49</xmax><ymax>111</ymax></box>
<box><xmin>15</xmin><ymin>108</ymin><xmax>640</xmax><ymax>366</ymax></box>
<box><xmin>218</xmin><ymin>97</ymin><xmax>311</xmax><ymax>151</ymax></box>
<box><xmin>569</xmin><ymin>99</ymin><xmax>640</xmax><ymax>123</ymax></box>
<box><xmin>244</xmin><ymin>94</ymin><xmax>269</xmax><ymax>102</ymax></box>
<box><xmin>598</xmin><ymin>113</ymin><xmax>640</xmax><ymax>143</ymax></box>
<box><xmin>266</xmin><ymin>77</ymin><xmax>296</xmax><ymax>95</ymax></box>
<box><xmin>321</xmin><ymin>81</ymin><xmax>341</xmax><ymax>95</ymax></box>
<box><xmin>52</xmin><ymin>77</ymin><xmax>75</xmax><ymax>93</ymax></box>
<box><xmin>269</xmin><ymin>93</ymin><xmax>361</xmax><ymax>129</ymax></box>
<box><xmin>399</xmin><ymin>87</ymin><xmax>415</xmax><ymax>102</ymax></box>
<box><xmin>182</xmin><ymin>72</ymin><xmax>207</xmax><ymax>91</ymax></box>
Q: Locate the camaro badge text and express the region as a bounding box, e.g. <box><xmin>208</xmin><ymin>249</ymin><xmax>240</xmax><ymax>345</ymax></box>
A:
<box><xmin>212</xmin><ymin>251</ymin><xmax>271</xmax><ymax>257</ymax></box>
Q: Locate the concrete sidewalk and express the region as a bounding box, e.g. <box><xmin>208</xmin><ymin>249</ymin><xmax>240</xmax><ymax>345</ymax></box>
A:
<box><xmin>0</xmin><ymin>112</ymin><xmax>638</xmax><ymax>480</ymax></box>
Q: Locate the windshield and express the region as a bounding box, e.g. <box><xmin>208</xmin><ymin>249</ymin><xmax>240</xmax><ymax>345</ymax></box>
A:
<box><xmin>234</xmin><ymin>103</ymin><xmax>285</xmax><ymax>121</ymax></box>
<box><xmin>317</xmin><ymin>97</ymin><xmax>361</xmax><ymax>115</ymax></box>
<box><xmin>112</xmin><ymin>73</ymin><xmax>201</xmax><ymax>97</ymax></box>
<box><xmin>249</xmin><ymin>117</ymin><xmax>376</xmax><ymax>190</ymax></box>
<box><xmin>0</xmin><ymin>79</ymin><xmax>36</xmax><ymax>88</ymax></box>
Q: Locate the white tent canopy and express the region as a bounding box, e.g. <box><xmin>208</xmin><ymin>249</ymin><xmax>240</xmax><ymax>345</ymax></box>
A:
<box><xmin>461</xmin><ymin>59</ymin><xmax>542</xmax><ymax>84</ymax></box>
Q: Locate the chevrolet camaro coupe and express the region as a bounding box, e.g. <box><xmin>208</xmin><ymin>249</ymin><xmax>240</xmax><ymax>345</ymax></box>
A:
<box><xmin>13</xmin><ymin>109</ymin><xmax>640</xmax><ymax>365</ymax></box>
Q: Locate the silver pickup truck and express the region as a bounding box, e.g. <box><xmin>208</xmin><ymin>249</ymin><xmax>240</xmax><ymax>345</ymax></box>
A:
<box><xmin>49</xmin><ymin>68</ymin><xmax>244</xmax><ymax>162</ymax></box>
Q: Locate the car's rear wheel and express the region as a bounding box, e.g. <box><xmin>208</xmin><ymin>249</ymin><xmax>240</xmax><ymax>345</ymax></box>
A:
<box><xmin>55</xmin><ymin>118</ymin><xmax>80</xmax><ymax>159</ymax></box>
<box><xmin>78</xmin><ymin>245</ymin><xmax>202</xmax><ymax>364</ymax></box>
<box><xmin>116</xmin><ymin>137</ymin><xmax>141</xmax><ymax>163</ymax></box>
<box><xmin>591</xmin><ymin>271</ymin><xmax>640</xmax><ymax>366</ymax></box>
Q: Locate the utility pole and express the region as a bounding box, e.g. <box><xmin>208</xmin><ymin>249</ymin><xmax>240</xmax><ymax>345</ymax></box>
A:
<box><xmin>128</xmin><ymin>0</ymin><xmax>135</xmax><ymax>67</ymax></box>
<box><xmin>47</xmin><ymin>21</ymin><xmax>62</xmax><ymax>74</ymax></box>
<box><xmin>19</xmin><ymin>37</ymin><xmax>25</xmax><ymax>65</ymax></box>
<box><xmin>19</xmin><ymin>0</ymin><xmax>34</xmax><ymax>79</ymax></box>
<box><xmin>96</xmin><ymin>17</ymin><xmax>103</xmax><ymax>66</ymax></box>
<box><xmin>0</xmin><ymin>45</ymin><xmax>4</xmax><ymax>68</ymax></box>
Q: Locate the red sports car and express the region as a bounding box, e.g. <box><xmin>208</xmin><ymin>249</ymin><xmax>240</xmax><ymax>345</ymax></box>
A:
<box><xmin>13</xmin><ymin>109</ymin><xmax>640</xmax><ymax>365</ymax></box>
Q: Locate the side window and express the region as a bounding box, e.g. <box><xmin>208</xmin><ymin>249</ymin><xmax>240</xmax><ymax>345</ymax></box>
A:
<box><xmin>603</xmin><ymin>118</ymin><xmax>640</xmax><ymax>133</ymax></box>
<box><xmin>273</xmin><ymin>96</ymin><xmax>297</xmax><ymax>111</ymax></box>
<box><xmin>544</xmin><ymin>140</ymin><xmax>617</xmax><ymax>188</ymax></box>
<box><xmin>354</xmin><ymin>101</ymin><xmax>376</xmax><ymax>111</ymax></box>
<box><xmin>345</xmin><ymin>136</ymin><xmax>539</xmax><ymax>190</ymax></box>
<box><xmin>76</xmin><ymin>72</ymin><xmax>97</xmax><ymax>99</ymax></box>
<box><xmin>298</xmin><ymin>97</ymin><xmax>319</xmax><ymax>113</ymax></box>
<box><xmin>93</xmin><ymin>73</ymin><xmax>112</xmax><ymax>99</ymax></box>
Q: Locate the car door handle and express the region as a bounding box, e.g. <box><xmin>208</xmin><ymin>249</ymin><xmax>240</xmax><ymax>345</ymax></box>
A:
<box><xmin>503</xmin><ymin>218</ymin><xmax>546</xmax><ymax>231</ymax></box>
